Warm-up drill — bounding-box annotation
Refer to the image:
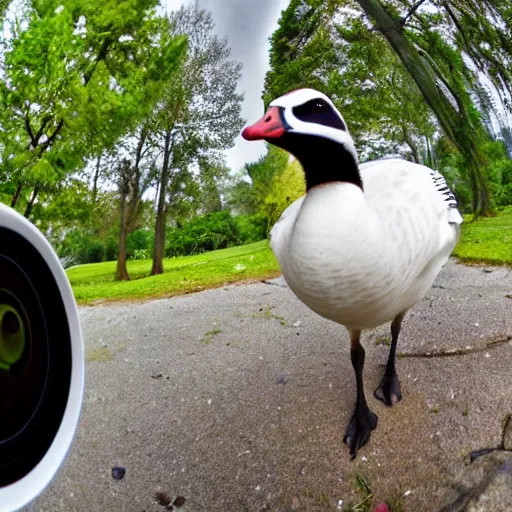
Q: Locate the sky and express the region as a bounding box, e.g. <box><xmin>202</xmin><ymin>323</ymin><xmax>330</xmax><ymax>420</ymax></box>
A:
<box><xmin>166</xmin><ymin>0</ymin><xmax>290</xmax><ymax>172</ymax></box>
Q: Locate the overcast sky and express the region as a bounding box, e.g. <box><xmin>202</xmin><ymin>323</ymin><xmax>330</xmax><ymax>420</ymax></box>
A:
<box><xmin>166</xmin><ymin>0</ymin><xmax>290</xmax><ymax>172</ymax></box>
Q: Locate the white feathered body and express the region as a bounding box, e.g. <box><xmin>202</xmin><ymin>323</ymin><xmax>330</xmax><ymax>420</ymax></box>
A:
<box><xmin>270</xmin><ymin>158</ymin><xmax>462</xmax><ymax>330</ymax></box>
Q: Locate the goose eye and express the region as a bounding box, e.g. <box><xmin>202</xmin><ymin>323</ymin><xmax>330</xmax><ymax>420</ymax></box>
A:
<box><xmin>292</xmin><ymin>99</ymin><xmax>346</xmax><ymax>131</ymax></box>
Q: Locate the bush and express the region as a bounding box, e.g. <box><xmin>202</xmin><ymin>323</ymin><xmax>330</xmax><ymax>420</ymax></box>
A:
<box><xmin>58</xmin><ymin>230</ymin><xmax>109</xmax><ymax>265</ymax></box>
<box><xmin>105</xmin><ymin>237</ymin><xmax>118</xmax><ymax>261</ymax></box>
<box><xmin>233</xmin><ymin>214</ymin><xmax>266</xmax><ymax>244</ymax></box>
<box><xmin>165</xmin><ymin>211</ymin><xmax>240</xmax><ymax>257</ymax></box>
<box><xmin>86</xmin><ymin>242</ymin><xmax>105</xmax><ymax>263</ymax></box>
<box><xmin>132</xmin><ymin>249</ymin><xmax>151</xmax><ymax>260</ymax></box>
<box><xmin>127</xmin><ymin>229</ymin><xmax>154</xmax><ymax>259</ymax></box>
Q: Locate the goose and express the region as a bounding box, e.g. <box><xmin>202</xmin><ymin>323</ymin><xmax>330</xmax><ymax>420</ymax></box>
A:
<box><xmin>241</xmin><ymin>88</ymin><xmax>463</xmax><ymax>459</ymax></box>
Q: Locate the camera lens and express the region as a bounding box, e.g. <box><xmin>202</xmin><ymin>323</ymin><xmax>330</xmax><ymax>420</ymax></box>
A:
<box><xmin>0</xmin><ymin>228</ymin><xmax>72</xmax><ymax>486</ymax></box>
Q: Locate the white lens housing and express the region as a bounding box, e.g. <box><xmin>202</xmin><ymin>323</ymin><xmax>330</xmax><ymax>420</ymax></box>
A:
<box><xmin>0</xmin><ymin>203</ymin><xmax>84</xmax><ymax>512</ymax></box>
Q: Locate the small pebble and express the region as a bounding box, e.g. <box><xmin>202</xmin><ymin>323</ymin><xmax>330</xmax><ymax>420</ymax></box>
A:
<box><xmin>155</xmin><ymin>492</ymin><xmax>172</xmax><ymax>506</ymax></box>
<box><xmin>111</xmin><ymin>466</ymin><xmax>126</xmax><ymax>480</ymax></box>
<box><xmin>173</xmin><ymin>496</ymin><xmax>186</xmax><ymax>508</ymax></box>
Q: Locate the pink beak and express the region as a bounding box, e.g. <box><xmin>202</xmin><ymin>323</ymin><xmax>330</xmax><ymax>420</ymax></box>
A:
<box><xmin>241</xmin><ymin>106</ymin><xmax>285</xmax><ymax>141</ymax></box>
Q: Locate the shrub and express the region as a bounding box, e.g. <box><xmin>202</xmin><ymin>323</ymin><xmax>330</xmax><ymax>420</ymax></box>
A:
<box><xmin>105</xmin><ymin>237</ymin><xmax>118</xmax><ymax>261</ymax></box>
<box><xmin>59</xmin><ymin>230</ymin><xmax>108</xmax><ymax>265</ymax></box>
<box><xmin>132</xmin><ymin>248</ymin><xmax>151</xmax><ymax>260</ymax></box>
<box><xmin>165</xmin><ymin>211</ymin><xmax>240</xmax><ymax>257</ymax></box>
<box><xmin>127</xmin><ymin>229</ymin><xmax>154</xmax><ymax>259</ymax></box>
<box><xmin>233</xmin><ymin>214</ymin><xmax>266</xmax><ymax>244</ymax></box>
<box><xmin>86</xmin><ymin>242</ymin><xmax>105</xmax><ymax>263</ymax></box>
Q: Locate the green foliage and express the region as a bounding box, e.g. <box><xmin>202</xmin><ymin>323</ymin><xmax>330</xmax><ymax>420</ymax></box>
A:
<box><xmin>160</xmin><ymin>210</ymin><xmax>268</xmax><ymax>258</ymax></box>
<box><xmin>0</xmin><ymin>0</ymin><xmax>187</xmax><ymax>216</ymax></box>
<box><xmin>59</xmin><ymin>229</ymin><xmax>113</xmax><ymax>266</ymax></box>
<box><xmin>126</xmin><ymin>228</ymin><xmax>154</xmax><ymax>259</ymax></box>
<box><xmin>232</xmin><ymin>146</ymin><xmax>306</xmax><ymax>235</ymax></box>
<box><xmin>165</xmin><ymin>210</ymin><xmax>240</xmax><ymax>257</ymax></box>
<box><xmin>436</xmin><ymin>137</ymin><xmax>512</xmax><ymax>212</ymax></box>
<box><xmin>260</xmin><ymin>158</ymin><xmax>306</xmax><ymax>233</ymax></box>
<box><xmin>233</xmin><ymin>215</ymin><xmax>267</xmax><ymax>244</ymax></box>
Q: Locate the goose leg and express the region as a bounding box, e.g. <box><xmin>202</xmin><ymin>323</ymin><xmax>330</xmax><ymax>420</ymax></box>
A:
<box><xmin>374</xmin><ymin>311</ymin><xmax>407</xmax><ymax>406</ymax></box>
<box><xmin>343</xmin><ymin>329</ymin><xmax>378</xmax><ymax>459</ymax></box>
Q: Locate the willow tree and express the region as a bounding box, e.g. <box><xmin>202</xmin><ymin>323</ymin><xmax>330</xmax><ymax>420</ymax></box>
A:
<box><xmin>265</xmin><ymin>0</ymin><xmax>512</xmax><ymax>215</ymax></box>
<box><xmin>264</xmin><ymin>0</ymin><xmax>437</xmax><ymax>162</ymax></box>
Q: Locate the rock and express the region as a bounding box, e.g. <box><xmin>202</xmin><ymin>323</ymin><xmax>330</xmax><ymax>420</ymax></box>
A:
<box><xmin>111</xmin><ymin>466</ymin><xmax>126</xmax><ymax>480</ymax></box>
<box><xmin>502</xmin><ymin>415</ymin><xmax>512</xmax><ymax>451</ymax></box>
<box><xmin>467</xmin><ymin>462</ymin><xmax>512</xmax><ymax>512</ymax></box>
<box><xmin>173</xmin><ymin>496</ymin><xmax>186</xmax><ymax>508</ymax></box>
<box><xmin>440</xmin><ymin>452</ymin><xmax>512</xmax><ymax>512</ymax></box>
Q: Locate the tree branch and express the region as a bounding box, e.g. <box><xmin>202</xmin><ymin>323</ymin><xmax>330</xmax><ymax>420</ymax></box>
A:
<box><xmin>24</xmin><ymin>112</ymin><xmax>36</xmax><ymax>147</ymax></box>
<box><xmin>401</xmin><ymin>0</ymin><xmax>428</xmax><ymax>26</ymax></box>
<box><xmin>38</xmin><ymin>118</ymin><xmax>64</xmax><ymax>155</ymax></box>
<box><xmin>34</xmin><ymin>114</ymin><xmax>53</xmax><ymax>144</ymax></box>
<box><xmin>84</xmin><ymin>36</ymin><xmax>112</xmax><ymax>85</ymax></box>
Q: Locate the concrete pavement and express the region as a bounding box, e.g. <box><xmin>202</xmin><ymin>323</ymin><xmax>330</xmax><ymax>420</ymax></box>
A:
<box><xmin>25</xmin><ymin>260</ymin><xmax>512</xmax><ymax>511</ymax></box>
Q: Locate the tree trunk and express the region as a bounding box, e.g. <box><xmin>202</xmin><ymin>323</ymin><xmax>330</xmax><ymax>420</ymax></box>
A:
<box><xmin>24</xmin><ymin>186</ymin><xmax>39</xmax><ymax>219</ymax></box>
<box><xmin>92</xmin><ymin>156</ymin><xmax>101</xmax><ymax>203</ymax></box>
<box><xmin>402</xmin><ymin>126</ymin><xmax>419</xmax><ymax>163</ymax></box>
<box><xmin>11</xmin><ymin>183</ymin><xmax>23</xmax><ymax>208</ymax></box>
<box><xmin>151</xmin><ymin>130</ymin><xmax>173</xmax><ymax>276</ymax></box>
<box><xmin>425</xmin><ymin>136</ymin><xmax>431</xmax><ymax>167</ymax></box>
<box><xmin>116</xmin><ymin>193</ymin><xmax>130</xmax><ymax>281</ymax></box>
<box><xmin>355</xmin><ymin>0</ymin><xmax>492</xmax><ymax>215</ymax></box>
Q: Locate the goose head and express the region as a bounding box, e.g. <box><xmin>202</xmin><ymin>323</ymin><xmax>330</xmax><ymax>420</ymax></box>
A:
<box><xmin>242</xmin><ymin>88</ymin><xmax>361</xmax><ymax>190</ymax></box>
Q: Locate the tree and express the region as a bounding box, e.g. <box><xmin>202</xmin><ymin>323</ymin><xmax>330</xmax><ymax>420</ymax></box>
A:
<box><xmin>264</xmin><ymin>0</ymin><xmax>436</xmax><ymax>160</ymax></box>
<box><xmin>264</xmin><ymin>0</ymin><xmax>512</xmax><ymax>215</ymax></box>
<box><xmin>112</xmin><ymin>130</ymin><xmax>158</xmax><ymax>281</ymax></box>
<box><xmin>0</xmin><ymin>0</ymin><xmax>186</xmax><ymax>218</ymax></box>
<box><xmin>149</xmin><ymin>5</ymin><xmax>244</xmax><ymax>275</ymax></box>
<box><xmin>261</xmin><ymin>157</ymin><xmax>306</xmax><ymax>232</ymax></box>
<box><xmin>353</xmin><ymin>0</ymin><xmax>491</xmax><ymax>214</ymax></box>
<box><xmin>228</xmin><ymin>145</ymin><xmax>306</xmax><ymax>235</ymax></box>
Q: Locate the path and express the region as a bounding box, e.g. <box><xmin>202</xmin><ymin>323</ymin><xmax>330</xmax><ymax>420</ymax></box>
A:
<box><xmin>25</xmin><ymin>260</ymin><xmax>512</xmax><ymax>511</ymax></box>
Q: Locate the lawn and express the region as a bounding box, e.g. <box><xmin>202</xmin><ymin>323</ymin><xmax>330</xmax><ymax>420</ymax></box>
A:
<box><xmin>67</xmin><ymin>207</ymin><xmax>511</xmax><ymax>304</ymax></box>
<box><xmin>452</xmin><ymin>205</ymin><xmax>512</xmax><ymax>266</ymax></box>
<box><xmin>67</xmin><ymin>240</ymin><xmax>280</xmax><ymax>304</ymax></box>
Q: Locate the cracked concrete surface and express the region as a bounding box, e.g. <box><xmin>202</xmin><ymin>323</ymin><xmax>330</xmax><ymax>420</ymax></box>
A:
<box><xmin>24</xmin><ymin>259</ymin><xmax>512</xmax><ymax>512</ymax></box>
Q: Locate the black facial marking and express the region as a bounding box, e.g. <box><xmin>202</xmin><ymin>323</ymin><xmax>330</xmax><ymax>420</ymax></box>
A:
<box><xmin>270</xmin><ymin>133</ymin><xmax>363</xmax><ymax>192</ymax></box>
<box><xmin>292</xmin><ymin>99</ymin><xmax>346</xmax><ymax>131</ymax></box>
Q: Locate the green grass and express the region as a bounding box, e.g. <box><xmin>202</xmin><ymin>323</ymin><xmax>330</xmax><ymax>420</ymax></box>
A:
<box><xmin>453</xmin><ymin>206</ymin><xmax>512</xmax><ymax>265</ymax></box>
<box><xmin>66</xmin><ymin>240</ymin><xmax>280</xmax><ymax>304</ymax></box>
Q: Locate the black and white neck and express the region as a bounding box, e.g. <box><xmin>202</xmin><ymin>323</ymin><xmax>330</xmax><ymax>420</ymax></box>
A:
<box><xmin>275</xmin><ymin>133</ymin><xmax>363</xmax><ymax>192</ymax></box>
